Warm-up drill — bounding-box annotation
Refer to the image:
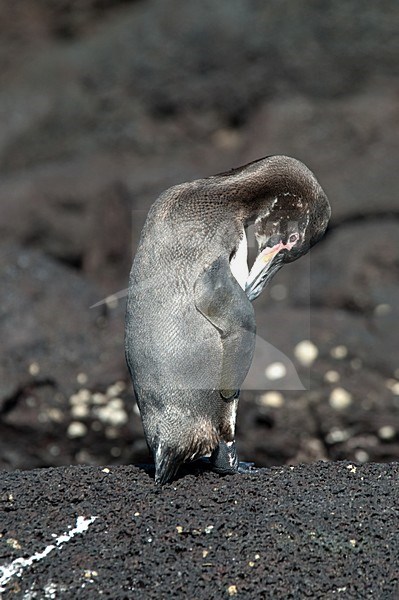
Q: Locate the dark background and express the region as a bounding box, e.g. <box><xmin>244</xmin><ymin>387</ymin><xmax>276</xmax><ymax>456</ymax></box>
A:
<box><xmin>1</xmin><ymin>0</ymin><xmax>398</xmax><ymax>471</ymax></box>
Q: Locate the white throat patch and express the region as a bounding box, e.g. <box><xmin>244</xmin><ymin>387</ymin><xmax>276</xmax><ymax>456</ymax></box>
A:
<box><xmin>230</xmin><ymin>229</ymin><xmax>249</xmax><ymax>290</ymax></box>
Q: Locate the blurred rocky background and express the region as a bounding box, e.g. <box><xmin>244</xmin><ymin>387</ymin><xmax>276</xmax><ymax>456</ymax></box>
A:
<box><xmin>1</xmin><ymin>0</ymin><xmax>398</xmax><ymax>471</ymax></box>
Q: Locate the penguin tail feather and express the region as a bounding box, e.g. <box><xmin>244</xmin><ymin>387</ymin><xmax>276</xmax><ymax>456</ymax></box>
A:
<box><xmin>154</xmin><ymin>445</ymin><xmax>182</xmax><ymax>485</ymax></box>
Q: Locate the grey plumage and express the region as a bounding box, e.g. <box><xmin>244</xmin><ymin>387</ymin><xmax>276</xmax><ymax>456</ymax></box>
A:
<box><xmin>125</xmin><ymin>155</ymin><xmax>331</xmax><ymax>484</ymax></box>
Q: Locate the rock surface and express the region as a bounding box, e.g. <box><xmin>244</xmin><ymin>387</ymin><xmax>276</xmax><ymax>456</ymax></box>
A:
<box><xmin>0</xmin><ymin>462</ymin><xmax>398</xmax><ymax>598</ymax></box>
<box><xmin>0</xmin><ymin>0</ymin><xmax>398</xmax><ymax>472</ymax></box>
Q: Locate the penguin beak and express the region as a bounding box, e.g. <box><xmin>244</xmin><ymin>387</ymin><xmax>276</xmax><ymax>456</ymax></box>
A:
<box><xmin>245</xmin><ymin>243</ymin><xmax>282</xmax><ymax>301</ymax></box>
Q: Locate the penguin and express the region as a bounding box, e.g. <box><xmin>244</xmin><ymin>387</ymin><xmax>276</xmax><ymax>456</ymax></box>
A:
<box><xmin>125</xmin><ymin>155</ymin><xmax>331</xmax><ymax>484</ymax></box>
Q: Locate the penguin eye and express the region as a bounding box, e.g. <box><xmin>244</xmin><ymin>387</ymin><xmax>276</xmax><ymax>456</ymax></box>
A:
<box><xmin>289</xmin><ymin>233</ymin><xmax>299</xmax><ymax>243</ymax></box>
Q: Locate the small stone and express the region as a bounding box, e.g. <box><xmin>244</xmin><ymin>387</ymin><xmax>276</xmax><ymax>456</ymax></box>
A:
<box><xmin>350</xmin><ymin>358</ymin><xmax>362</xmax><ymax>370</ymax></box>
<box><xmin>330</xmin><ymin>345</ymin><xmax>348</xmax><ymax>359</ymax></box>
<box><xmin>67</xmin><ymin>421</ymin><xmax>88</xmax><ymax>438</ymax></box>
<box><xmin>49</xmin><ymin>445</ymin><xmax>60</xmax><ymax>457</ymax></box>
<box><xmin>7</xmin><ymin>538</ymin><xmax>21</xmax><ymax>550</ymax></box>
<box><xmin>38</xmin><ymin>412</ymin><xmax>49</xmax><ymax>424</ymax></box>
<box><xmin>329</xmin><ymin>387</ymin><xmax>353</xmax><ymax>410</ymax></box>
<box><xmin>176</xmin><ymin>526</ymin><xmax>183</xmax><ymax>534</ymax></box>
<box><xmin>47</xmin><ymin>408</ymin><xmax>64</xmax><ymax>423</ymax></box>
<box><xmin>71</xmin><ymin>404</ymin><xmax>89</xmax><ymax>419</ymax></box>
<box><xmin>270</xmin><ymin>283</ymin><xmax>287</xmax><ymax>301</ymax></box>
<box><xmin>84</xmin><ymin>570</ymin><xmax>98</xmax><ymax>579</ymax></box>
<box><xmin>347</xmin><ymin>465</ymin><xmax>357</xmax><ymax>473</ymax></box>
<box><xmin>349</xmin><ymin>539</ymin><xmax>357</xmax><ymax>547</ymax></box>
<box><xmin>294</xmin><ymin>340</ymin><xmax>319</xmax><ymax>367</ymax></box>
<box><xmin>94</xmin><ymin>404</ymin><xmax>128</xmax><ymax>426</ymax></box>
<box><xmin>378</xmin><ymin>425</ymin><xmax>395</xmax><ymax>440</ymax></box>
<box><xmin>78</xmin><ymin>388</ymin><xmax>91</xmax><ymax>403</ymax></box>
<box><xmin>212</xmin><ymin>128</ymin><xmax>241</xmax><ymax>150</ymax></box>
<box><xmin>106</xmin><ymin>384</ymin><xmax>122</xmax><ymax>398</ymax></box>
<box><xmin>326</xmin><ymin>428</ymin><xmax>350</xmax><ymax>443</ymax></box>
<box><xmin>257</xmin><ymin>391</ymin><xmax>284</xmax><ymax>408</ymax></box>
<box><xmin>324</xmin><ymin>370</ymin><xmax>340</xmax><ymax>383</ymax></box>
<box><xmin>108</xmin><ymin>398</ymin><xmax>124</xmax><ymax>410</ymax></box>
<box><xmin>102</xmin><ymin>468</ymin><xmax>110</xmax><ymax>473</ymax></box>
<box><xmin>77</xmin><ymin>372</ymin><xmax>88</xmax><ymax>385</ymax></box>
<box><xmin>105</xmin><ymin>427</ymin><xmax>119</xmax><ymax>439</ymax></box>
<box><xmin>374</xmin><ymin>304</ymin><xmax>391</xmax><ymax>317</ymax></box>
<box><xmin>264</xmin><ymin>362</ymin><xmax>287</xmax><ymax>380</ymax></box>
<box><xmin>92</xmin><ymin>393</ymin><xmax>107</xmax><ymax>405</ymax></box>
<box><xmin>387</xmin><ymin>380</ymin><xmax>399</xmax><ymax>395</ymax></box>
<box><xmin>29</xmin><ymin>362</ymin><xmax>40</xmax><ymax>376</ymax></box>
<box><xmin>204</xmin><ymin>525</ymin><xmax>214</xmax><ymax>534</ymax></box>
<box><xmin>202</xmin><ymin>549</ymin><xmax>209</xmax><ymax>558</ymax></box>
<box><xmin>69</xmin><ymin>394</ymin><xmax>80</xmax><ymax>406</ymax></box>
<box><xmin>227</xmin><ymin>585</ymin><xmax>238</xmax><ymax>596</ymax></box>
<box><xmin>354</xmin><ymin>449</ymin><xmax>369</xmax><ymax>463</ymax></box>
<box><xmin>26</xmin><ymin>396</ymin><xmax>37</xmax><ymax>408</ymax></box>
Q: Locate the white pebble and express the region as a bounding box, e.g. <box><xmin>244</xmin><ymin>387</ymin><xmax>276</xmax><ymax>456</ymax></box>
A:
<box><xmin>92</xmin><ymin>393</ymin><xmax>107</xmax><ymax>405</ymax></box>
<box><xmin>106</xmin><ymin>384</ymin><xmax>121</xmax><ymax>398</ymax></box>
<box><xmin>264</xmin><ymin>362</ymin><xmax>287</xmax><ymax>380</ymax></box>
<box><xmin>329</xmin><ymin>387</ymin><xmax>353</xmax><ymax>410</ymax></box>
<box><xmin>294</xmin><ymin>340</ymin><xmax>319</xmax><ymax>367</ymax></box>
<box><xmin>378</xmin><ymin>426</ymin><xmax>395</xmax><ymax>440</ymax></box>
<box><xmin>69</xmin><ymin>394</ymin><xmax>80</xmax><ymax>406</ymax></box>
<box><xmin>67</xmin><ymin>421</ymin><xmax>88</xmax><ymax>438</ymax></box>
<box><xmin>354</xmin><ymin>449</ymin><xmax>369</xmax><ymax>463</ymax></box>
<box><xmin>325</xmin><ymin>428</ymin><xmax>350</xmax><ymax>443</ymax></box>
<box><xmin>47</xmin><ymin>408</ymin><xmax>64</xmax><ymax>423</ymax></box>
<box><xmin>94</xmin><ymin>405</ymin><xmax>128</xmax><ymax>426</ymax></box>
<box><xmin>257</xmin><ymin>392</ymin><xmax>284</xmax><ymax>408</ymax></box>
<box><xmin>387</xmin><ymin>380</ymin><xmax>399</xmax><ymax>395</ymax></box>
<box><xmin>324</xmin><ymin>370</ymin><xmax>340</xmax><ymax>383</ymax></box>
<box><xmin>108</xmin><ymin>397</ymin><xmax>124</xmax><ymax>410</ymax></box>
<box><xmin>330</xmin><ymin>345</ymin><xmax>348</xmax><ymax>359</ymax></box>
<box><xmin>29</xmin><ymin>362</ymin><xmax>40</xmax><ymax>376</ymax></box>
<box><xmin>78</xmin><ymin>388</ymin><xmax>91</xmax><ymax>403</ymax></box>
<box><xmin>71</xmin><ymin>404</ymin><xmax>90</xmax><ymax>419</ymax></box>
<box><xmin>374</xmin><ymin>304</ymin><xmax>391</xmax><ymax>317</ymax></box>
<box><xmin>77</xmin><ymin>372</ymin><xmax>88</xmax><ymax>385</ymax></box>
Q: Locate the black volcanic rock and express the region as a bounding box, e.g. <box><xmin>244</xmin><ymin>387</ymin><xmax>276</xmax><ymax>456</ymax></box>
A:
<box><xmin>0</xmin><ymin>462</ymin><xmax>398</xmax><ymax>598</ymax></box>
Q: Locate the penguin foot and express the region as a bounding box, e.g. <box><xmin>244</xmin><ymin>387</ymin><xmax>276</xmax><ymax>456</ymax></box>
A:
<box><xmin>237</xmin><ymin>461</ymin><xmax>258</xmax><ymax>474</ymax></box>
<box><xmin>209</xmin><ymin>441</ymin><xmax>257</xmax><ymax>476</ymax></box>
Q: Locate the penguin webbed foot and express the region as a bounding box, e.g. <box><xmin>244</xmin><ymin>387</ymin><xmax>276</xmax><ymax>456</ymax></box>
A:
<box><xmin>210</xmin><ymin>441</ymin><xmax>258</xmax><ymax>476</ymax></box>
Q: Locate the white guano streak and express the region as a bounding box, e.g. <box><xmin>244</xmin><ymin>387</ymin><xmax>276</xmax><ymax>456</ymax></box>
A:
<box><xmin>0</xmin><ymin>516</ymin><xmax>98</xmax><ymax>593</ymax></box>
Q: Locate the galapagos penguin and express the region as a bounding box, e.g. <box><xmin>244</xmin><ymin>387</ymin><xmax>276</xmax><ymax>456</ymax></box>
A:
<box><xmin>125</xmin><ymin>155</ymin><xmax>331</xmax><ymax>484</ymax></box>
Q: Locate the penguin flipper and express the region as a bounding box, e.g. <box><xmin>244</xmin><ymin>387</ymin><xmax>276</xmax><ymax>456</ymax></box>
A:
<box><xmin>194</xmin><ymin>257</ymin><xmax>256</xmax><ymax>391</ymax></box>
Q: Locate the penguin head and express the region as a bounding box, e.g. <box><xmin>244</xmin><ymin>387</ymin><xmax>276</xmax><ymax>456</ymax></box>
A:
<box><xmin>245</xmin><ymin>189</ymin><xmax>330</xmax><ymax>301</ymax></box>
